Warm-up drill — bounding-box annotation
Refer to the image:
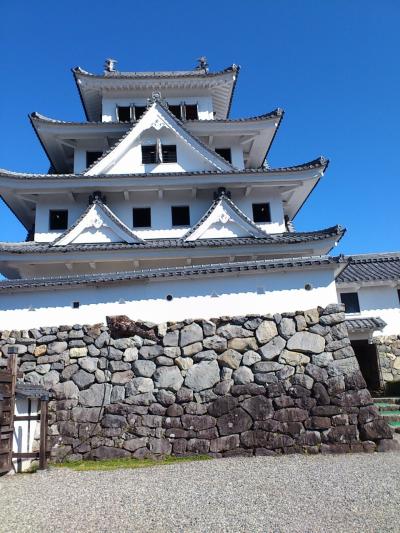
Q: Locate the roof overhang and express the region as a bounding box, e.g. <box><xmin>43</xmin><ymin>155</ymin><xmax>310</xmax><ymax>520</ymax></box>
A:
<box><xmin>29</xmin><ymin>109</ymin><xmax>284</xmax><ymax>172</ymax></box>
<box><xmin>0</xmin><ymin>255</ymin><xmax>344</xmax><ymax>294</ymax></box>
<box><xmin>346</xmin><ymin>316</ymin><xmax>387</xmax><ymax>340</ymax></box>
<box><xmin>0</xmin><ymin>159</ymin><xmax>328</xmax><ymax>229</ymax></box>
<box><xmin>0</xmin><ymin>226</ymin><xmax>345</xmax><ymax>279</ymax></box>
<box><xmin>73</xmin><ymin>66</ymin><xmax>239</xmax><ymax>121</ymax></box>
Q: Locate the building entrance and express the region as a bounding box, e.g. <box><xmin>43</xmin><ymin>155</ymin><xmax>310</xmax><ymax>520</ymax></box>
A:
<box><xmin>351</xmin><ymin>339</ymin><xmax>381</xmax><ymax>392</ymax></box>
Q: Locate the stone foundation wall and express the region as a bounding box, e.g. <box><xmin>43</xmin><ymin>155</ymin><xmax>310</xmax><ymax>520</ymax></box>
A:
<box><xmin>373</xmin><ymin>335</ymin><xmax>400</xmax><ymax>390</ymax></box>
<box><xmin>0</xmin><ymin>304</ymin><xmax>395</xmax><ymax>460</ymax></box>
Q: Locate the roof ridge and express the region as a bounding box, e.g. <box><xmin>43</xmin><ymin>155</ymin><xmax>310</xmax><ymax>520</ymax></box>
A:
<box><xmin>72</xmin><ymin>64</ymin><xmax>239</xmax><ymax>79</ymax></box>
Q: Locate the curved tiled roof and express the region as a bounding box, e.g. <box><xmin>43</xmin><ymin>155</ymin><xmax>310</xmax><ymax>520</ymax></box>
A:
<box><xmin>0</xmin><ymin>255</ymin><xmax>343</xmax><ymax>292</ymax></box>
<box><xmin>73</xmin><ymin>65</ymin><xmax>239</xmax><ymax>80</ymax></box>
<box><xmin>29</xmin><ymin>109</ymin><xmax>283</xmax><ymax>126</ymax></box>
<box><xmin>0</xmin><ymin>226</ymin><xmax>345</xmax><ymax>254</ymax></box>
<box><xmin>337</xmin><ymin>253</ymin><xmax>400</xmax><ymax>283</ymax></box>
<box><xmin>0</xmin><ymin>157</ymin><xmax>328</xmax><ymax>181</ymax></box>
<box><xmin>345</xmin><ymin>317</ymin><xmax>387</xmax><ymax>332</ymax></box>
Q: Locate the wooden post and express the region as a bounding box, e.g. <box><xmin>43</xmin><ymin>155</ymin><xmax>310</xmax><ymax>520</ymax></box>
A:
<box><xmin>39</xmin><ymin>399</ymin><xmax>48</xmax><ymax>470</ymax></box>
<box><xmin>7</xmin><ymin>354</ymin><xmax>17</xmax><ymax>473</ymax></box>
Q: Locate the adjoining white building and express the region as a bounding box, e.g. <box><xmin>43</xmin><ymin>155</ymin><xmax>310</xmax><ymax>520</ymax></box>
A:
<box><xmin>336</xmin><ymin>253</ymin><xmax>400</xmax><ymax>392</ymax></box>
<box><xmin>0</xmin><ymin>57</ymin><xmax>398</xmax><ymax>392</ymax></box>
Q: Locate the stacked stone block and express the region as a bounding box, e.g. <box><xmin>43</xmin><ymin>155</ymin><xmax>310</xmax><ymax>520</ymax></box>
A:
<box><xmin>0</xmin><ymin>304</ymin><xmax>395</xmax><ymax>461</ymax></box>
<box><xmin>373</xmin><ymin>335</ymin><xmax>400</xmax><ymax>388</ymax></box>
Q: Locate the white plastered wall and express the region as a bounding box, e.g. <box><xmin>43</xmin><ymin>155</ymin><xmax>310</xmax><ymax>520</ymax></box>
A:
<box><xmin>337</xmin><ymin>284</ymin><xmax>400</xmax><ymax>336</ymax></box>
<box><xmin>101</xmin><ymin>95</ymin><xmax>214</xmax><ymax>123</ymax></box>
<box><xmin>0</xmin><ymin>268</ymin><xmax>338</xmax><ymax>330</ymax></box>
<box><xmin>34</xmin><ymin>191</ymin><xmax>286</xmax><ymax>242</ymax></box>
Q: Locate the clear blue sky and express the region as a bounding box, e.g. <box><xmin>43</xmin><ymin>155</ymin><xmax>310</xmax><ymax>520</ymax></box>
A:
<box><xmin>0</xmin><ymin>0</ymin><xmax>399</xmax><ymax>254</ymax></box>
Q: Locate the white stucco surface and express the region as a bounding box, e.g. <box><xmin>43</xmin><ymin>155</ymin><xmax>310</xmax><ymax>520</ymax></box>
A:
<box><xmin>0</xmin><ymin>268</ymin><xmax>338</xmax><ymax>330</ymax></box>
<box><xmin>338</xmin><ymin>284</ymin><xmax>400</xmax><ymax>336</ymax></box>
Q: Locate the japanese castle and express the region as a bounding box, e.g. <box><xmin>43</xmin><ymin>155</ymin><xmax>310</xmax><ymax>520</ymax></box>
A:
<box><xmin>0</xmin><ymin>58</ymin><xmax>399</xmax><ymax>380</ymax></box>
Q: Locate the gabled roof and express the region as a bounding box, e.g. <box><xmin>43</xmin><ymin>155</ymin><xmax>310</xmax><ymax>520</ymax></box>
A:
<box><xmin>346</xmin><ymin>316</ymin><xmax>387</xmax><ymax>332</ymax></box>
<box><xmin>184</xmin><ymin>193</ymin><xmax>267</xmax><ymax>241</ymax></box>
<box><xmin>51</xmin><ymin>200</ymin><xmax>144</xmax><ymax>246</ymax></box>
<box><xmin>337</xmin><ymin>253</ymin><xmax>400</xmax><ymax>284</ymax></box>
<box><xmin>73</xmin><ymin>64</ymin><xmax>239</xmax><ymax>121</ymax></box>
<box><xmin>0</xmin><ymin>255</ymin><xmax>344</xmax><ymax>292</ymax></box>
<box><xmin>84</xmin><ymin>100</ymin><xmax>235</xmax><ymax>176</ymax></box>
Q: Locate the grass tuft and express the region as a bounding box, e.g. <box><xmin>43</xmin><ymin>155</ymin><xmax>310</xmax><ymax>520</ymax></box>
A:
<box><xmin>53</xmin><ymin>454</ymin><xmax>212</xmax><ymax>472</ymax></box>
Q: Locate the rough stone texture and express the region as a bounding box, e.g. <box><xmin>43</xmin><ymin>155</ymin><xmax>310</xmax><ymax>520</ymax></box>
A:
<box><xmin>287</xmin><ymin>332</ymin><xmax>325</xmax><ymax>354</ymax></box>
<box><xmin>1</xmin><ymin>305</ymin><xmax>393</xmax><ymax>462</ymax></box>
<box><xmin>185</xmin><ymin>360</ymin><xmax>220</xmax><ymax>392</ymax></box>
<box><xmin>373</xmin><ymin>335</ymin><xmax>400</xmax><ymax>390</ymax></box>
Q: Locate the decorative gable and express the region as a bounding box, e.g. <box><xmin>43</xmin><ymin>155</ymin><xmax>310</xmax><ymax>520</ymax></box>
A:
<box><xmin>51</xmin><ymin>200</ymin><xmax>144</xmax><ymax>246</ymax></box>
<box><xmin>184</xmin><ymin>193</ymin><xmax>267</xmax><ymax>241</ymax></box>
<box><xmin>84</xmin><ymin>99</ymin><xmax>234</xmax><ymax>176</ymax></box>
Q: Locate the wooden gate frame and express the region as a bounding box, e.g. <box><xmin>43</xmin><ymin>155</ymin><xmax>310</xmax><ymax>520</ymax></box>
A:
<box><xmin>0</xmin><ymin>355</ymin><xmax>49</xmax><ymax>474</ymax></box>
<box><xmin>0</xmin><ymin>354</ymin><xmax>17</xmax><ymax>475</ymax></box>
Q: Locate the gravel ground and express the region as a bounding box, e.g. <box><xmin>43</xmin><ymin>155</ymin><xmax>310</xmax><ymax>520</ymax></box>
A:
<box><xmin>0</xmin><ymin>453</ymin><xmax>399</xmax><ymax>533</ymax></box>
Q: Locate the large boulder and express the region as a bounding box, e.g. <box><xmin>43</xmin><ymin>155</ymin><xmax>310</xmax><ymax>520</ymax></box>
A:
<box><xmin>256</xmin><ymin>320</ymin><xmax>278</xmax><ymax>344</ymax></box>
<box><xmin>286</xmin><ymin>332</ymin><xmax>325</xmax><ymax>354</ymax></box>
<box><xmin>179</xmin><ymin>323</ymin><xmax>203</xmax><ymax>347</ymax></box>
<box><xmin>79</xmin><ymin>383</ymin><xmax>112</xmax><ymax>407</ymax></box>
<box><xmin>153</xmin><ymin>366</ymin><xmax>183</xmax><ymax>392</ymax></box>
<box><xmin>184</xmin><ymin>360</ymin><xmax>220</xmax><ymax>392</ymax></box>
<box><xmin>217</xmin><ymin>407</ymin><xmax>253</xmax><ymax>436</ymax></box>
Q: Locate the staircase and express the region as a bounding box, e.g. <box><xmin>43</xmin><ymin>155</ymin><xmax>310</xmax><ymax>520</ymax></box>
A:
<box><xmin>374</xmin><ymin>398</ymin><xmax>400</xmax><ymax>434</ymax></box>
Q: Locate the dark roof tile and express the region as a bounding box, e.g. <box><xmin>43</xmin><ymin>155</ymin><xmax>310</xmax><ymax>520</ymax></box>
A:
<box><xmin>337</xmin><ymin>253</ymin><xmax>400</xmax><ymax>283</ymax></box>
<box><xmin>0</xmin><ymin>226</ymin><xmax>345</xmax><ymax>254</ymax></box>
<box><xmin>345</xmin><ymin>317</ymin><xmax>387</xmax><ymax>332</ymax></box>
<box><xmin>0</xmin><ymin>255</ymin><xmax>342</xmax><ymax>292</ymax></box>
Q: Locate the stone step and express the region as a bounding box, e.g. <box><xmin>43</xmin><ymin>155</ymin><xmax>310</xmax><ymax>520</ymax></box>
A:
<box><xmin>389</xmin><ymin>422</ymin><xmax>400</xmax><ymax>434</ymax></box>
<box><xmin>372</xmin><ymin>397</ymin><xmax>400</xmax><ymax>405</ymax></box>
<box><xmin>380</xmin><ymin>410</ymin><xmax>400</xmax><ymax>422</ymax></box>
<box><xmin>374</xmin><ymin>402</ymin><xmax>400</xmax><ymax>411</ymax></box>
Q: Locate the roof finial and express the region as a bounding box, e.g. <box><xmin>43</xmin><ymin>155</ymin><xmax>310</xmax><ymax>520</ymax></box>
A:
<box><xmin>195</xmin><ymin>56</ymin><xmax>209</xmax><ymax>73</ymax></box>
<box><xmin>104</xmin><ymin>58</ymin><xmax>117</xmax><ymax>73</ymax></box>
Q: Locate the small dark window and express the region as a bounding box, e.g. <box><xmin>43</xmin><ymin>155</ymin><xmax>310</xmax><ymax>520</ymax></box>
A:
<box><xmin>142</xmin><ymin>145</ymin><xmax>157</xmax><ymax>164</ymax></box>
<box><xmin>169</xmin><ymin>105</ymin><xmax>182</xmax><ymax>119</ymax></box>
<box><xmin>86</xmin><ymin>151</ymin><xmax>103</xmax><ymax>168</ymax></box>
<box><xmin>252</xmin><ymin>203</ymin><xmax>271</xmax><ymax>223</ymax></box>
<box><xmin>133</xmin><ymin>207</ymin><xmax>151</xmax><ymax>228</ymax></box>
<box><xmin>215</xmin><ymin>148</ymin><xmax>232</xmax><ymax>163</ymax></box>
<box><xmin>134</xmin><ymin>106</ymin><xmax>146</xmax><ymax>120</ymax></box>
<box><xmin>117</xmin><ymin>106</ymin><xmax>131</xmax><ymax>122</ymax></box>
<box><xmin>162</xmin><ymin>145</ymin><xmax>177</xmax><ymax>163</ymax></box>
<box><xmin>49</xmin><ymin>210</ymin><xmax>68</xmax><ymax>230</ymax></box>
<box><xmin>185</xmin><ymin>104</ymin><xmax>198</xmax><ymax>120</ymax></box>
<box><xmin>171</xmin><ymin>206</ymin><xmax>190</xmax><ymax>226</ymax></box>
<box><xmin>72</xmin><ymin>301</ymin><xmax>80</xmax><ymax>309</ymax></box>
<box><xmin>340</xmin><ymin>292</ymin><xmax>360</xmax><ymax>313</ymax></box>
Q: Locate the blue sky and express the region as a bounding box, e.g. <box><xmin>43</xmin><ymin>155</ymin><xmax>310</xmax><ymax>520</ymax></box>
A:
<box><xmin>0</xmin><ymin>0</ymin><xmax>399</xmax><ymax>254</ymax></box>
